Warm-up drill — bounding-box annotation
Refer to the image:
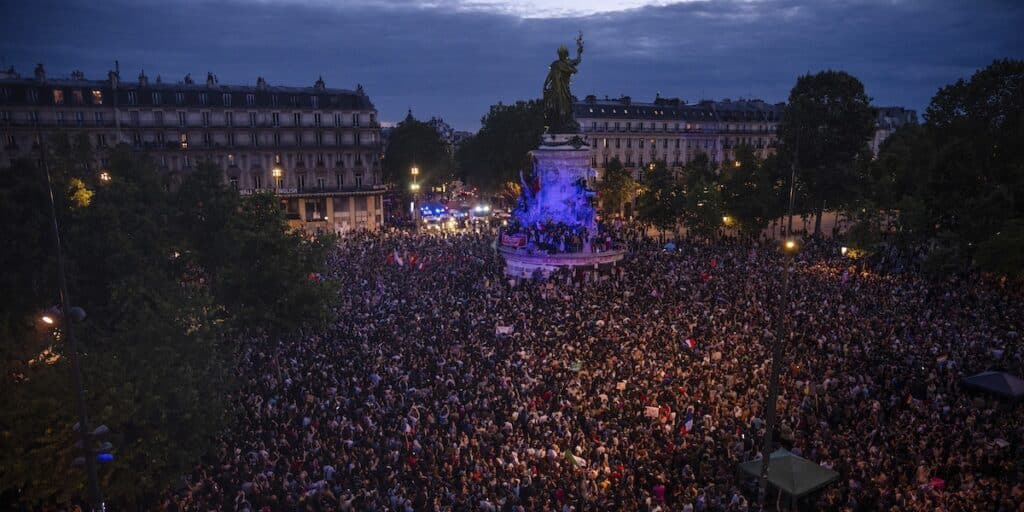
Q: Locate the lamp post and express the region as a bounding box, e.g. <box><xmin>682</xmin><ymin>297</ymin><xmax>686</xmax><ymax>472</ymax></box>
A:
<box><xmin>40</xmin><ymin>151</ymin><xmax>104</xmax><ymax>511</ymax></box>
<box><xmin>410</xmin><ymin>166</ymin><xmax>420</xmax><ymax>225</ymax></box>
<box><xmin>272</xmin><ymin>166</ymin><xmax>283</xmax><ymax>191</ymax></box>
<box><xmin>758</xmin><ymin>147</ymin><xmax>799</xmax><ymax>509</ymax></box>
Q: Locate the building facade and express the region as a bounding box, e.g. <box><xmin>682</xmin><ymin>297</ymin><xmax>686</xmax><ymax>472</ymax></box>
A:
<box><xmin>575</xmin><ymin>95</ymin><xmax>785</xmax><ymax>181</ymax></box>
<box><xmin>0</xmin><ymin>64</ymin><xmax>385</xmax><ymax>233</ymax></box>
<box><xmin>870</xmin><ymin>106</ymin><xmax>918</xmax><ymax>156</ymax></box>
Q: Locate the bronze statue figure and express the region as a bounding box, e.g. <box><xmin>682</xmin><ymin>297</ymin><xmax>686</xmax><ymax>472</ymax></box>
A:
<box><xmin>543</xmin><ymin>32</ymin><xmax>584</xmax><ymax>133</ymax></box>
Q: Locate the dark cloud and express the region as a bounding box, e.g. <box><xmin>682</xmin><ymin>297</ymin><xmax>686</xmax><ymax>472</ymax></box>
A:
<box><xmin>2</xmin><ymin>0</ymin><xmax>1021</xmax><ymax>130</ymax></box>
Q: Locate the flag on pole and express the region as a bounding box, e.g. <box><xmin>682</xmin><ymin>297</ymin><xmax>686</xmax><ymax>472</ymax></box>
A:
<box><xmin>394</xmin><ymin>249</ymin><xmax>404</xmax><ymax>267</ymax></box>
<box><xmin>683</xmin><ymin>338</ymin><xmax>697</xmax><ymax>351</ymax></box>
<box><xmin>683</xmin><ymin>413</ymin><xmax>694</xmax><ymax>433</ymax></box>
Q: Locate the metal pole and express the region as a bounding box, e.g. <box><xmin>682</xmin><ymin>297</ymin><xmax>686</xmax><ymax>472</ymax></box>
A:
<box><xmin>759</xmin><ymin>146</ymin><xmax>798</xmax><ymax>509</ymax></box>
<box><xmin>41</xmin><ymin>149</ymin><xmax>104</xmax><ymax>511</ymax></box>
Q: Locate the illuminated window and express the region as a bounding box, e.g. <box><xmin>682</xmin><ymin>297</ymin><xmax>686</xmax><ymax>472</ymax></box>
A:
<box><xmin>179</xmin><ymin>132</ymin><xmax>189</xmax><ymax>149</ymax></box>
<box><xmin>53</xmin><ymin>89</ymin><xmax>64</xmax><ymax>104</ymax></box>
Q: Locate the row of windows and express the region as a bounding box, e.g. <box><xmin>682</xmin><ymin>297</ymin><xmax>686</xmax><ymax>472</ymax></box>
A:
<box><xmin>590</xmin><ymin>137</ymin><xmax>766</xmax><ymax>150</ymax></box>
<box><xmin>2</xmin><ymin>87</ymin><xmax>358</xmax><ymax>109</ymax></box>
<box><xmin>1</xmin><ymin>109</ymin><xmax>374</xmax><ymax>129</ymax></box>
<box><xmin>586</xmin><ymin>121</ymin><xmax>776</xmax><ymax>133</ymax></box>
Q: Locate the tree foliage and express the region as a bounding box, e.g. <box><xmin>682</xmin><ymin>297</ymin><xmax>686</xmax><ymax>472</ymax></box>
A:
<box><xmin>596</xmin><ymin>157</ymin><xmax>635</xmax><ymax>216</ymax></box>
<box><xmin>778</xmin><ymin>70</ymin><xmax>875</xmax><ymax>235</ymax></box>
<box><xmin>637</xmin><ymin>160</ymin><xmax>683</xmax><ymax>235</ymax></box>
<box><xmin>383</xmin><ymin>112</ymin><xmax>451</xmax><ymax>190</ymax></box>
<box><xmin>0</xmin><ymin>147</ymin><xmax>336</xmax><ymax>508</ymax></box>
<box><xmin>456</xmin><ymin>100</ymin><xmax>545</xmax><ymax>193</ymax></box>
<box><xmin>720</xmin><ymin>146</ymin><xmax>784</xmax><ymax>238</ymax></box>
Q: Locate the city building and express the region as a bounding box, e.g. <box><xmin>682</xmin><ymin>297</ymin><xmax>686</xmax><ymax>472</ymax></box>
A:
<box><xmin>871</xmin><ymin>106</ymin><xmax>918</xmax><ymax>156</ymax></box>
<box><xmin>575</xmin><ymin>94</ymin><xmax>785</xmax><ymax>181</ymax></box>
<box><xmin>0</xmin><ymin>64</ymin><xmax>385</xmax><ymax>233</ymax></box>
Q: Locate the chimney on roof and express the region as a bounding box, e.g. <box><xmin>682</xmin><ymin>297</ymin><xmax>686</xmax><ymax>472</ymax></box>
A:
<box><xmin>108</xmin><ymin>69</ymin><xmax>119</xmax><ymax>87</ymax></box>
<box><xmin>184</xmin><ymin>73</ymin><xmax>194</xmax><ymax>85</ymax></box>
<box><xmin>314</xmin><ymin>76</ymin><xmax>326</xmax><ymax>91</ymax></box>
<box><xmin>156</xmin><ymin>74</ymin><xmax>162</xmax><ymax>84</ymax></box>
<box><xmin>356</xmin><ymin>84</ymin><xmax>365</xmax><ymax>95</ymax></box>
<box><xmin>206</xmin><ymin>72</ymin><xmax>217</xmax><ymax>87</ymax></box>
<box><xmin>70</xmin><ymin>70</ymin><xmax>85</xmax><ymax>80</ymax></box>
<box><xmin>257</xmin><ymin>76</ymin><xmax>267</xmax><ymax>90</ymax></box>
<box><xmin>139</xmin><ymin>69</ymin><xmax>149</xmax><ymax>87</ymax></box>
<box><xmin>34</xmin><ymin>63</ymin><xmax>46</xmax><ymax>82</ymax></box>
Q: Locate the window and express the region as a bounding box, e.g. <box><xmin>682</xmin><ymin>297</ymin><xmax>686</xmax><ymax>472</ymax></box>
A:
<box><xmin>315</xmin><ymin>131</ymin><xmax>323</xmax><ymax>146</ymax></box>
<box><xmin>5</xmin><ymin>135</ymin><xmax>15</xmax><ymax>148</ymax></box>
<box><xmin>175</xmin><ymin>92</ymin><xmax>184</xmax><ymax>105</ymax></box>
<box><xmin>273</xmin><ymin>132</ymin><xmax>281</xmax><ymax>147</ymax></box>
<box><xmin>72</xmin><ymin>90</ymin><xmax>84</xmax><ymax>104</ymax></box>
<box><xmin>132</xmin><ymin>132</ymin><xmax>142</xmax><ymax>148</ymax></box>
<box><xmin>352</xmin><ymin>113</ymin><xmax>359</xmax><ymax>126</ymax></box>
<box><xmin>305</xmin><ymin>199</ymin><xmax>327</xmax><ymax>221</ymax></box>
<box><xmin>53</xmin><ymin>89</ymin><xmax>65</xmax><ymax>104</ymax></box>
<box><xmin>639</xmin><ymin>139</ymin><xmax>644</xmax><ymax>149</ymax></box>
<box><xmin>202</xmin><ymin>112</ymin><xmax>210</xmax><ymax>127</ymax></box>
<box><xmin>227</xmin><ymin>154</ymin><xmax>235</xmax><ymax>167</ymax></box>
<box><xmin>184</xmin><ymin>155</ymin><xmax>192</xmax><ymax>168</ymax></box>
<box><xmin>253</xmin><ymin>174</ymin><xmax>262</xmax><ymax>189</ymax></box>
<box><xmin>227</xmin><ymin>132</ymin><xmax>235</xmax><ymax>146</ymax></box>
<box><xmin>354</xmin><ymin>133</ymin><xmax>362</xmax><ymax>146</ymax></box>
<box><xmin>246</xmin><ymin>93</ymin><xmax>255</xmax><ymax>106</ymax></box>
<box><xmin>28</xmin><ymin>111</ymin><xmax>39</xmax><ymax>124</ymax></box>
<box><xmin>74</xmin><ymin>112</ymin><xmax>84</xmax><ymax>126</ymax></box>
<box><xmin>369</xmin><ymin>113</ymin><xmax>376</xmax><ymax>124</ymax></box>
<box><xmin>180</xmin><ymin>132</ymin><xmax>189</xmax><ymax>149</ymax></box>
<box><xmin>94</xmin><ymin>112</ymin><xmax>104</xmax><ymax>125</ymax></box>
<box><xmin>226</xmin><ymin>112</ymin><xmax>234</xmax><ymax>126</ymax></box>
<box><xmin>271</xmin><ymin>95</ymin><xmax>279</xmax><ymax>107</ymax></box>
<box><xmin>296</xmin><ymin>174</ymin><xmax>307</xmax><ymax>190</ymax></box>
<box><xmin>127</xmin><ymin>91</ymin><xmax>137</xmax><ymax>105</ymax></box>
<box><xmin>314</xmin><ymin>113</ymin><xmax>321</xmax><ymax>126</ymax></box>
<box><xmin>56</xmin><ymin>112</ymin><xmax>66</xmax><ymax>125</ymax></box>
<box><xmin>223</xmin><ymin>93</ymin><xmax>232</xmax><ymax>106</ymax></box>
<box><xmin>334</xmin><ymin>113</ymin><xmax>342</xmax><ymax>127</ymax></box>
<box><xmin>249</xmin><ymin>112</ymin><xmax>257</xmax><ymax>127</ymax></box>
<box><xmin>130</xmin><ymin>111</ymin><xmax>139</xmax><ymax>125</ymax></box>
<box><xmin>156</xmin><ymin>132</ymin><xmax>165</xmax><ymax>145</ymax></box>
<box><xmin>178</xmin><ymin>112</ymin><xmax>187</xmax><ymax>127</ymax></box>
<box><xmin>155</xmin><ymin>111</ymin><xmax>164</xmax><ymax>125</ymax></box>
<box><xmin>229</xmin><ymin>177</ymin><xmax>239</xmax><ymax>190</ymax></box>
<box><xmin>199</xmin><ymin>93</ymin><xmax>208</xmax><ymax>105</ymax></box>
<box><xmin>293</xmin><ymin>113</ymin><xmax>301</xmax><ymax>126</ymax></box>
<box><xmin>0</xmin><ymin>88</ymin><xmax>9</xmax><ymax>100</ymax></box>
<box><xmin>663</xmin><ymin>139</ymin><xmax>668</xmax><ymax>149</ymax></box>
<box><xmin>272</xmin><ymin>113</ymin><xmax>280</xmax><ymax>127</ymax></box>
<box><xmin>335</xmin><ymin>172</ymin><xmax>343</xmax><ymax>187</ymax></box>
<box><xmin>27</xmin><ymin>89</ymin><xmax>39</xmax><ymax>103</ymax></box>
<box><xmin>0</xmin><ymin>111</ymin><xmax>9</xmax><ymax>123</ymax></box>
<box><xmin>615</xmin><ymin>138</ymin><xmax>620</xmax><ymax>149</ymax></box>
<box><xmin>311</xmin><ymin>96</ymin><xmax>319</xmax><ymax>108</ymax></box>
<box><xmin>97</xmin><ymin>133</ymin><xmax>107</xmax><ymax>147</ymax></box>
<box><xmin>626</xmin><ymin>139</ymin><xmax>632</xmax><ymax>149</ymax></box>
<box><xmin>152</xmin><ymin>91</ymin><xmax>162</xmax><ymax>105</ymax></box>
<box><xmin>202</xmin><ymin>132</ymin><xmax>212</xmax><ymax>147</ymax></box>
<box><xmin>250</xmin><ymin>132</ymin><xmax>259</xmax><ymax>146</ymax></box>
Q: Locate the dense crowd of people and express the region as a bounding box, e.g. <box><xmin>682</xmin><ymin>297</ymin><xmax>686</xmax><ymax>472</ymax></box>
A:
<box><xmin>163</xmin><ymin>229</ymin><xmax>1024</xmax><ymax>511</ymax></box>
<box><xmin>503</xmin><ymin>219</ymin><xmax>622</xmax><ymax>254</ymax></box>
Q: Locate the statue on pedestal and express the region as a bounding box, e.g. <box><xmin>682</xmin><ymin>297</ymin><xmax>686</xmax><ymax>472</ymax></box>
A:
<box><xmin>543</xmin><ymin>32</ymin><xmax>584</xmax><ymax>134</ymax></box>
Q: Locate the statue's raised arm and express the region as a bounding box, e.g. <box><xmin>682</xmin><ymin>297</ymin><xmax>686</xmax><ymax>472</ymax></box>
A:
<box><xmin>573</xmin><ymin>31</ymin><xmax>584</xmax><ymax>65</ymax></box>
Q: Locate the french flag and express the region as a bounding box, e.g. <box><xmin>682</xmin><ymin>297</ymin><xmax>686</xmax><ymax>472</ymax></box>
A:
<box><xmin>684</xmin><ymin>413</ymin><xmax>694</xmax><ymax>433</ymax></box>
<box><xmin>683</xmin><ymin>338</ymin><xmax>697</xmax><ymax>351</ymax></box>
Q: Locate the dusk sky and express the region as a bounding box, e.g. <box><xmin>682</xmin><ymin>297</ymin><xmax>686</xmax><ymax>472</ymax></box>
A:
<box><xmin>3</xmin><ymin>0</ymin><xmax>1021</xmax><ymax>131</ymax></box>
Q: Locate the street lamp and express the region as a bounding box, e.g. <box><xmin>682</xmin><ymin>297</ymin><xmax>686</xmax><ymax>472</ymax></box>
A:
<box><xmin>410</xmin><ymin>166</ymin><xmax>420</xmax><ymax>226</ymax></box>
<box><xmin>840</xmin><ymin>246</ymin><xmax>848</xmax><ymax>256</ymax></box>
<box><xmin>271</xmin><ymin>166</ymin><xmax>283</xmax><ymax>190</ymax></box>
<box><xmin>39</xmin><ymin>148</ymin><xmax>104</xmax><ymax>511</ymax></box>
<box><xmin>98</xmin><ymin>170</ymin><xmax>111</xmax><ymax>183</ymax></box>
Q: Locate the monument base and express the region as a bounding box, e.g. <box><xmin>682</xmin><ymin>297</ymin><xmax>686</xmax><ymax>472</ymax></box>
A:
<box><xmin>499</xmin><ymin>244</ymin><xmax>626</xmax><ymax>279</ymax></box>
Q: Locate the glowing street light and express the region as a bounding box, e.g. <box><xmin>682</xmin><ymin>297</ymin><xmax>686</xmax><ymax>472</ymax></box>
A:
<box><xmin>98</xmin><ymin>170</ymin><xmax>111</xmax><ymax>183</ymax></box>
<box><xmin>784</xmin><ymin>239</ymin><xmax>796</xmax><ymax>251</ymax></box>
<box><xmin>410</xmin><ymin>166</ymin><xmax>419</xmax><ymax>176</ymax></box>
<box><xmin>410</xmin><ymin>182</ymin><xmax>421</xmax><ymax>192</ymax></box>
<box><xmin>41</xmin><ymin>314</ymin><xmax>56</xmax><ymax>325</ymax></box>
<box><xmin>840</xmin><ymin>246</ymin><xmax>848</xmax><ymax>256</ymax></box>
<box><xmin>722</xmin><ymin>215</ymin><xmax>732</xmax><ymax>225</ymax></box>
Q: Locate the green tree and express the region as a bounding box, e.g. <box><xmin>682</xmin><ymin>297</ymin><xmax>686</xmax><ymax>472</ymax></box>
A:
<box><xmin>778</xmin><ymin>70</ymin><xmax>875</xmax><ymax>235</ymax></box>
<box><xmin>637</xmin><ymin>160</ymin><xmax>683</xmax><ymax>237</ymax></box>
<box><xmin>678</xmin><ymin>155</ymin><xmax>724</xmax><ymax>239</ymax></box>
<box><xmin>456</xmin><ymin>100</ymin><xmax>545</xmax><ymax>193</ymax></box>
<box><xmin>720</xmin><ymin>146</ymin><xmax>783</xmax><ymax>238</ymax></box>
<box><xmin>383</xmin><ymin>111</ymin><xmax>451</xmax><ymax>191</ymax></box>
<box><xmin>596</xmin><ymin>157</ymin><xmax>635</xmax><ymax>216</ymax></box>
